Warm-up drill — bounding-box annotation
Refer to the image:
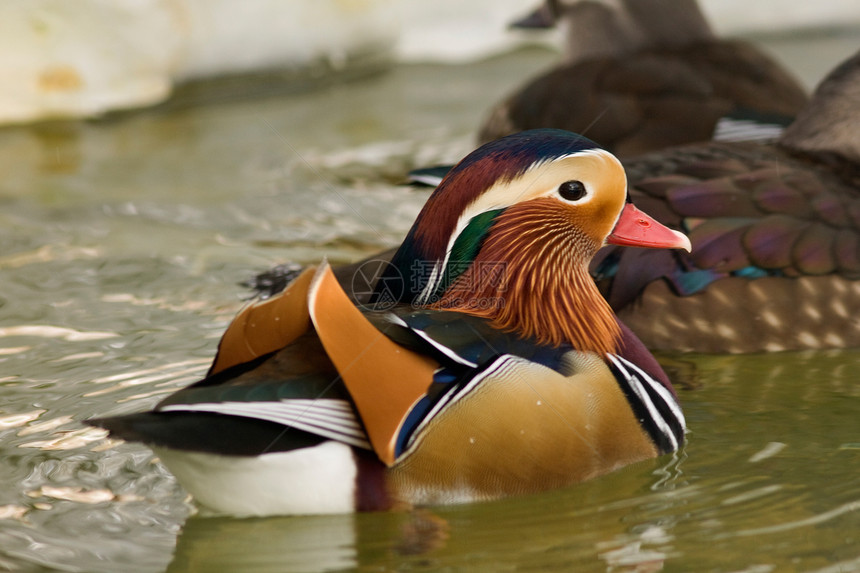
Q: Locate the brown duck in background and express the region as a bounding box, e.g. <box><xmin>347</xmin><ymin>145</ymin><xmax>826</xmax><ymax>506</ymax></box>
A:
<box><xmin>480</xmin><ymin>0</ymin><xmax>810</xmax><ymax>156</ymax></box>
<box><xmin>596</xmin><ymin>47</ymin><xmax>860</xmax><ymax>352</ymax></box>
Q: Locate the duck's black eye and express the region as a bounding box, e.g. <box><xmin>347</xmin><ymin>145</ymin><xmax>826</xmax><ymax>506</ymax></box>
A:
<box><xmin>558</xmin><ymin>180</ymin><xmax>587</xmax><ymax>201</ymax></box>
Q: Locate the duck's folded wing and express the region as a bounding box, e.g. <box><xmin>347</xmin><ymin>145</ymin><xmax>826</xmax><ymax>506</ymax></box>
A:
<box><xmin>88</xmin><ymin>403</ymin><xmax>360</xmax><ymax>456</ymax></box>
<box><xmin>208</xmin><ymin>266</ymin><xmax>317</xmax><ymax>375</ymax></box>
<box><xmin>88</xmin><ymin>321</ymin><xmax>372</xmax><ymax>454</ymax></box>
<box><xmin>606</xmin><ymin>353</ymin><xmax>686</xmax><ymax>454</ymax></box>
<box><xmin>88</xmin><ymin>355</ymin><xmax>372</xmax><ymax>455</ymax></box>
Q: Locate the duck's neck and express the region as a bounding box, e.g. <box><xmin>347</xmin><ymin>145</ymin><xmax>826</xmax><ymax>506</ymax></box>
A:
<box><xmin>430</xmin><ymin>201</ymin><xmax>621</xmax><ymax>355</ymax></box>
<box><xmin>560</xmin><ymin>1</ymin><xmax>645</xmax><ymax>63</ymax></box>
<box><xmin>622</xmin><ymin>0</ymin><xmax>714</xmax><ymax>49</ymax></box>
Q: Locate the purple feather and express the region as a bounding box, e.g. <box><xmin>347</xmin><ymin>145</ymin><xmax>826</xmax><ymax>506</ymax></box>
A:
<box><xmin>742</xmin><ymin>215</ymin><xmax>808</xmax><ymax>269</ymax></box>
<box><xmin>751</xmin><ymin>181</ymin><xmax>810</xmax><ymax>217</ymax></box>
<box><xmin>668</xmin><ymin>179</ymin><xmax>760</xmax><ymax>218</ymax></box>
<box><xmin>688</xmin><ymin>218</ymin><xmax>753</xmax><ymax>270</ymax></box>
<box><xmin>606</xmin><ymin>249</ymin><xmax>683</xmax><ymax>308</ymax></box>
<box><xmin>811</xmin><ymin>195</ymin><xmax>850</xmax><ymax>227</ymax></box>
<box><xmin>793</xmin><ymin>223</ymin><xmax>838</xmax><ymax>275</ymax></box>
<box><xmin>733</xmin><ymin>167</ymin><xmax>782</xmax><ymax>190</ymax></box>
<box><xmin>743</xmin><ymin>215</ymin><xmax>810</xmax><ymax>269</ymax></box>
<box><xmin>834</xmin><ymin>230</ymin><xmax>860</xmax><ymax>275</ymax></box>
<box><xmin>633</xmin><ymin>174</ymin><xmax>699</xmax><ymax>198</ymax></box>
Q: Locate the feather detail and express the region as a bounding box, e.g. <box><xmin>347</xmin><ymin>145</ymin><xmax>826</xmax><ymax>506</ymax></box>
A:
<box><xmin>159</xmin><ymin>399</ymin><xmax>371</xmax><ymax>449</ymax></box>
<box><xmin>811</xmin><ymin>195</ymin><xmax>850</xmax><ymax>227</ymax></box>
<box><xmin>433</xmin><ymin>208</ymin><xmax>506</xmax><ymax>298</ymax></box>
<box><xmin>210</xmin><ymin>266</ymin><xmax>316</xmax><ymax>375</ymax></box>
<box><xmin>432</xmin><ymin>198</ymin><xmax>620</xmax><ymax>354</ymax></box>
<box><xmin>834</xmin><ymin>230</ymin><xmax>860</xmax><ymax>275</ymax></box>
<box><xmin>740</xmin><ymin>215</ymin><xmax>808</xmax><ymax>269</ymax></box>
<box><xmin>667</xmin><ymin>179</ymin><xmax>759</xmax><ymax>218</ymax></box>
<box><xmin>793</xmin><ymin>222</ymin><xmax>838</xmax><ymax>275</ymax></box>
<box><xmin>750</xmin><ymin>178</ymin><xmax>810</xmax><ymax>216</ymax></box>
<box><xmin>308</xmin><ymin>264</ymin><xmax>438</xmax><ymax>465</ymax></box>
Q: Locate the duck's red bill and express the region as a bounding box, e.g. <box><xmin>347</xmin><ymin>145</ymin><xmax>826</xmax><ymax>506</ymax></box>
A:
<box><xmin>607</xmin><ymin>203</ymin><xmax>692</xmax><ymax>251</ymax></box>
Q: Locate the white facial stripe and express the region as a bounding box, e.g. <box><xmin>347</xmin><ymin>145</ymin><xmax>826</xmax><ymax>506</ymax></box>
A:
<box><xmin>419</xmin><ymin>148</ymin><xmax>624</xmax><ymax>301</ymax></box>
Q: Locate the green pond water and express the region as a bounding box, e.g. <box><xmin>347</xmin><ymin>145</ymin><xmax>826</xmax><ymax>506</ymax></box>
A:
<box><xmin>1</xmin><ymin>31</ymin><xmax>859</xmax><ymax>572</ymax></box>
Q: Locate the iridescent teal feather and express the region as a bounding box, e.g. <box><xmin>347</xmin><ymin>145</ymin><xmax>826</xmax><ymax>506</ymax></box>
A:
<box><xmin>431</xmin><ymin>208</ymin><xmax>506</xmax><ymax>300</ymax></box>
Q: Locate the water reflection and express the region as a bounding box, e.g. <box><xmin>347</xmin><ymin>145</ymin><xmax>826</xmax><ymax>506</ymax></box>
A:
<box><xmin>164</xmin><ymin>350</ymin><xmax>860</xmax><ymax>573</ymax></box>
<box><xmin>159</xmin><ymin>455</ymin><xmax>688</xmax><ymax>572</ymax></box>
<box><xmin>168</xmin><ymin>514</ymin><xmax>359</xmax><ymax>573</ymax></box>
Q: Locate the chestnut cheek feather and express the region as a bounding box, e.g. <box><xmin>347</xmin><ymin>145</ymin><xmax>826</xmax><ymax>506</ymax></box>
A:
<box><xmin>434</xmin><ymin>199</ymin><xmax>621</xmax><ymax>354</ymax></box>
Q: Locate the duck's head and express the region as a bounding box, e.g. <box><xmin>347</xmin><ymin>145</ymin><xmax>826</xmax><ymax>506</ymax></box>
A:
<box><xmin>374</xmin><ymin>129</ymin><xmax>690</xmax><ymax>354</ymax></box>
<box><xmin>620</xmin><ymin>0</ymin><xmax>714</xmax><ymax>48</ymax></box>
<box><xmin>510</xmin><ymin>0</ymin><xmax>713</xmax><ymax>61</ymax></box>
<box><xmin>511</xmin><ymin>0</ymin><xmax>646</xmax><ymax>62</ymax></box>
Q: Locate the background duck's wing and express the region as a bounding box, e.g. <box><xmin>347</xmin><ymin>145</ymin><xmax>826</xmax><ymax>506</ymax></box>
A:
<box><xmin>594</xmin><ymin>142</ymin><xmax>860</xmax><ymax>309</ymax></box>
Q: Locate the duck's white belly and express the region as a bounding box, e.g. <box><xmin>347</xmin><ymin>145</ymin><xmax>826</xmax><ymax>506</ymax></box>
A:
<box><xmin>154</xmin><ymin>440</ymin><xmax>358</xmax><ymax>517</ymax></box>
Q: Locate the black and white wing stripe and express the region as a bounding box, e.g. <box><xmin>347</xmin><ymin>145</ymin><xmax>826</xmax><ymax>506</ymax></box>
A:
<box><xmin>159</xmin><ymin>398</ymin><xmax>371</xmax><ymax>449</ymax></box>
<box><xmin>383</xmin><ymin>313</ymin><xmax>478</xmax><ymax>368</ymax></box>
<box><xmin>607</xmin><ymin>354</ymin><xmax>686</xmax><ymax>453</ymax></box>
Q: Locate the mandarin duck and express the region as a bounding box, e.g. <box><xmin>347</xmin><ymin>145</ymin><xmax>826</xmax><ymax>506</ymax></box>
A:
<box><xmin>480</xmin><ymin>0</ymin><xmax>809</xmax><ymax>155</ymax></box>
<box><xmin>88</xmin><ymin>130</ymin><xmax>690</xmax><ymax>517</ymax></box>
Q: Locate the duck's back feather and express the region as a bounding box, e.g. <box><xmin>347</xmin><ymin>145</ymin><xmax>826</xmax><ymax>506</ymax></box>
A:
<box><xmin>595</xmin><ymin>142</ymin><xmax>860</xmax><ymax>311</ymax></box>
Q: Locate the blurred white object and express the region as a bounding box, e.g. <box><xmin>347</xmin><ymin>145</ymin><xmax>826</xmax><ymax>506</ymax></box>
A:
<box><xmin>393</xmin><ymin>0</ymin><xmax>860</xmax><ymax>63</ymax></box>
<box><xmin>0</xmin><ymin>0</ymin><xmax>398</xmax><ymax>125</ymax></box>
<box><xmin>699</xmin><ymin>0</ymin><xmax>860</xmax><ymax>36</ymax></box>
<box><xmin>174</xmin><ymin>0</ymin><xmax>398</xmax><ymax>81</ymax></box>
<box><xmin>0</xmin><ymin>0</ymin><xmax>179</xmax><ymax>124</ymax></box>
<box><xmin>393</xmin><ymin>0</ymin><xmax>559</xmax><ymax>62</ymax></box>
<box><xmin>0</xmin><ymin>0</ymin><xmax>857</xmax><ymax>125</ymax></box>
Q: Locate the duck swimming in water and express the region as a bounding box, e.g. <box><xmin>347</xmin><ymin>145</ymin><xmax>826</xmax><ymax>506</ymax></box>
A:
<box><xmin>88</xmin><ymin>129</ymin><xmax>690</xmax><ymax>517</ymax></box>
